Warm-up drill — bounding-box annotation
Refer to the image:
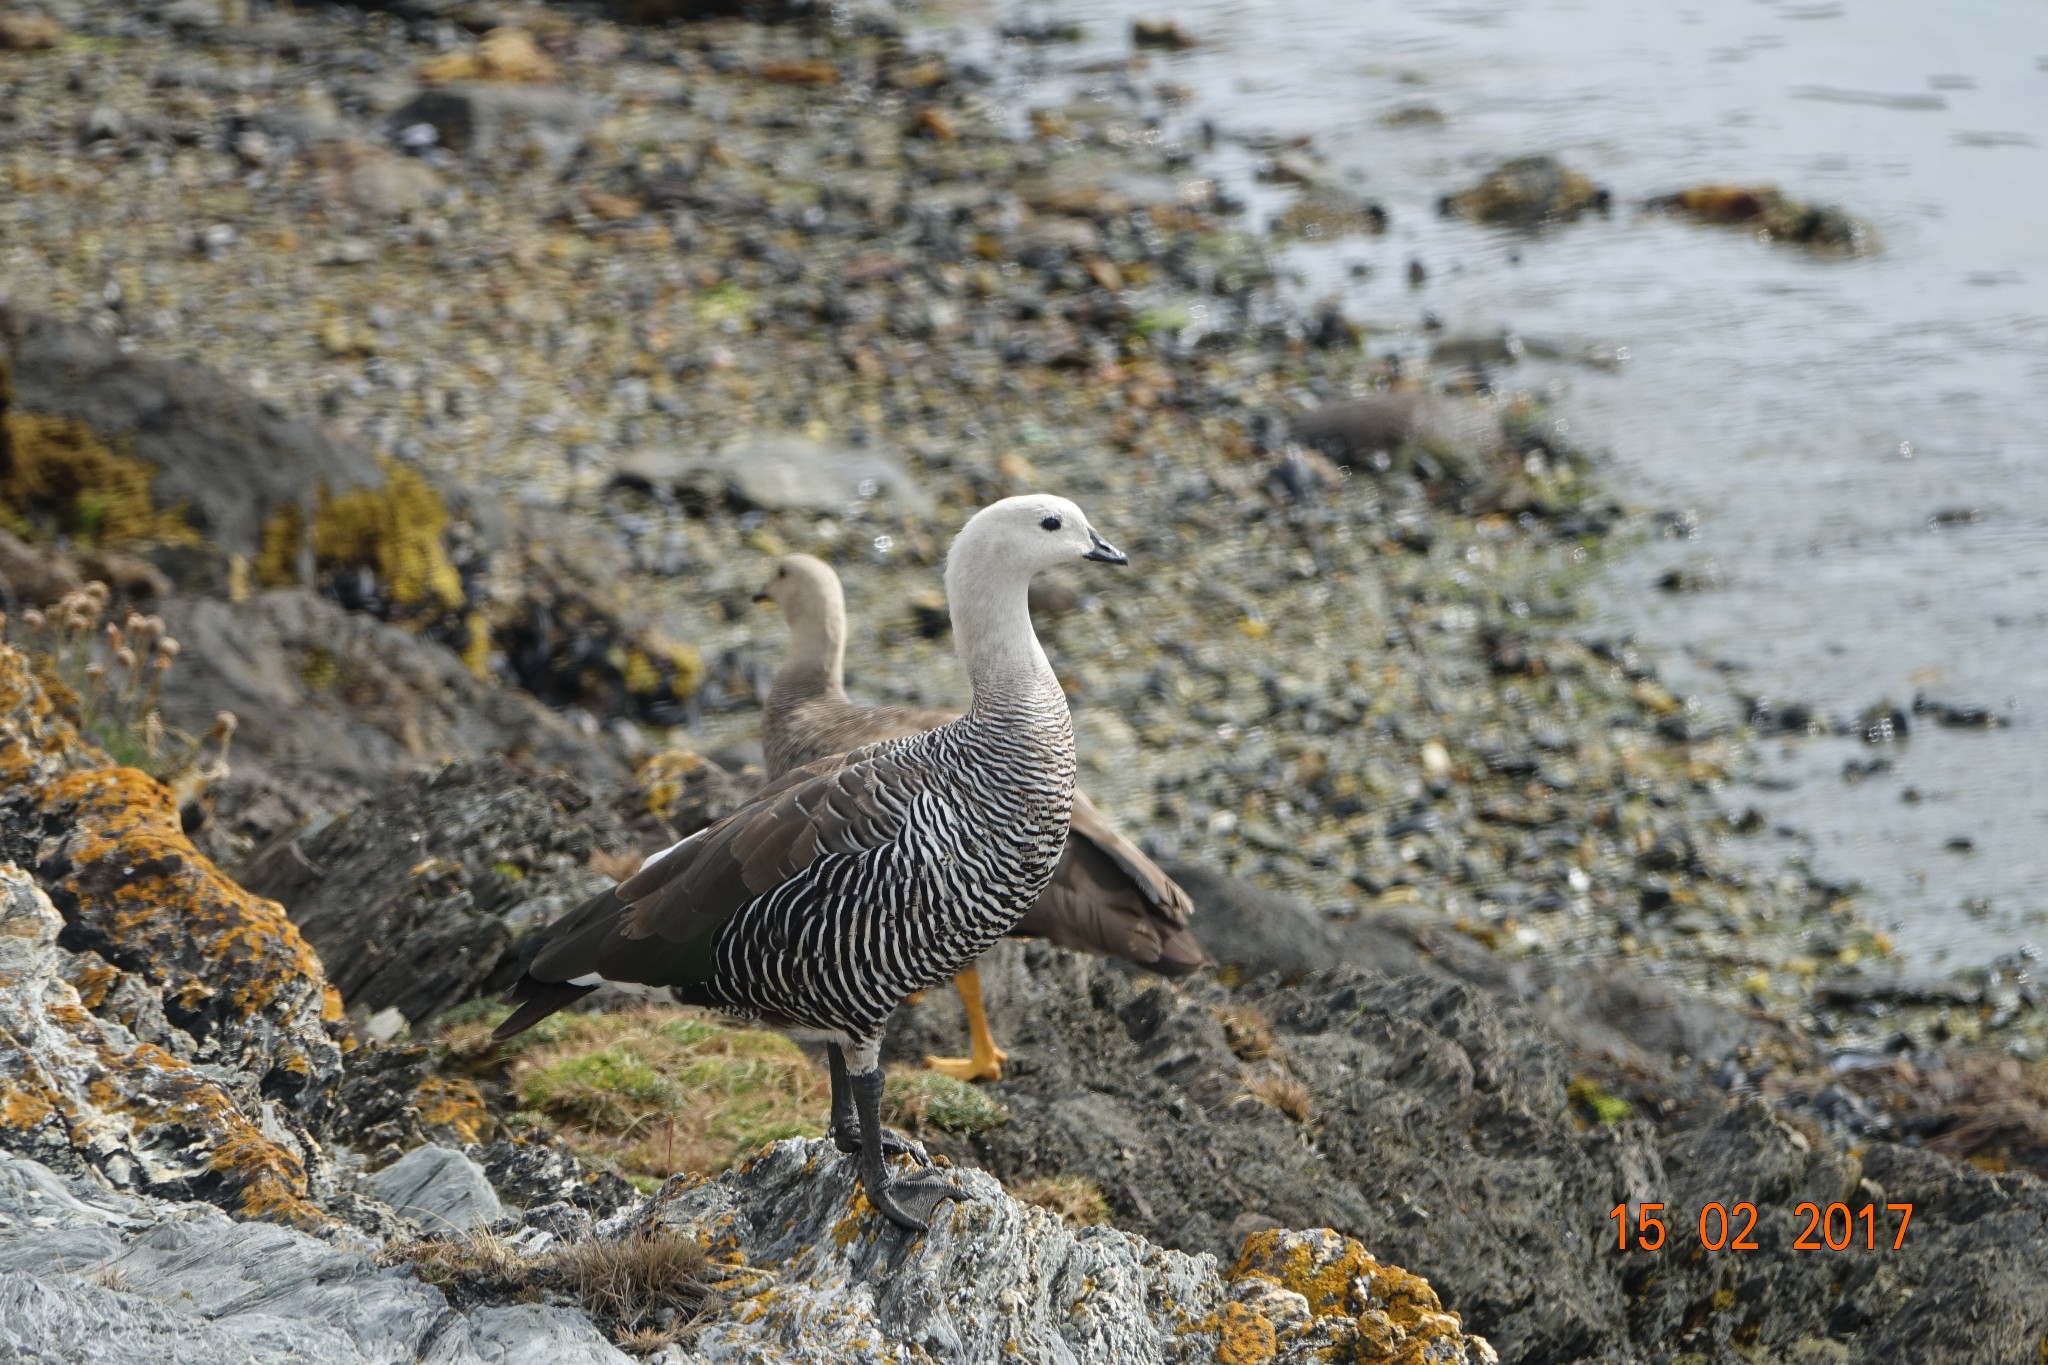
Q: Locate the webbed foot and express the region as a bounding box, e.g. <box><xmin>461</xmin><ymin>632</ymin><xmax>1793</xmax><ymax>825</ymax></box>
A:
<box><xmin>869</xmin><ymin>1167</ymin><xmax>969</xmax><ymax>1232</ymax></box>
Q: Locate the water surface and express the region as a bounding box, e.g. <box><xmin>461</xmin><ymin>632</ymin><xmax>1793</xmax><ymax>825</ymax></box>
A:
<box><xmin>950</xmin><ymin>0</ymin><xmax>2048</xmax><ymax>965</ymax></box>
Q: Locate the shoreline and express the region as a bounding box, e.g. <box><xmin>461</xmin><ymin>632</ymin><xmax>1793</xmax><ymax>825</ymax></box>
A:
<box><xmin>1</xmin><ymin>0</ymin><xmax>2041</xmax><ymax>1199</ymax></box>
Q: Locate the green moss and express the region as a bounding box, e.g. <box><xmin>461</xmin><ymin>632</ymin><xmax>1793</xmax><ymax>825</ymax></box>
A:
<box><xmin>1568</xmin><ymin>1076</ymin><xmax>1633</xmax><ymax>1125</ymax></box>
<box><xmin>522</xmin><ymin>1045</ymin><xmax>684</xmax><ymax>1130</ymax></box>
<box><xmin>490</xmin><ymin>861</ymin><xmax>526</xmax><ymax>882</ymax></box>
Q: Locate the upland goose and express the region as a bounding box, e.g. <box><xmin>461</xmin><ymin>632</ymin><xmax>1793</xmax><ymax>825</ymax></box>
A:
<box><xmin>494</xmin><ymin>496</ymin><xmax>1127</xmax><ymax>1230</ymax></box>
<box><xmin>754</xmin><ymin>553</ymin><xmax>1210</xmax><ymax>1083</ymax></box>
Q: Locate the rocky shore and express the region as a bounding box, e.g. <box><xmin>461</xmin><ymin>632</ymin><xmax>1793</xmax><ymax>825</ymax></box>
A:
<box><xmin>3</xmin><ymin>0</ymin><xmax>2046</xmax><ymax>1360</ymax></box>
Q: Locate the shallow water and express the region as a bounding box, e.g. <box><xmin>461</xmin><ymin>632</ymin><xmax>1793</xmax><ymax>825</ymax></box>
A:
<box><xmin>949</xmin><ymin>0</ymin><xmax>2048</xmax><ymax>966</ymax></box>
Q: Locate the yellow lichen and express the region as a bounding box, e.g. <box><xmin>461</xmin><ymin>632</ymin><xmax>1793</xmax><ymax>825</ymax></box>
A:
<box><xmin>254</xmin><ymin>501</ymin><xmax>305</xmax><ymax>587</ymax></box>
<box><xmin>459</xmin><ymin>611</ymin><xmax>492</xmax><ymax>679</ymax></box>
<box><xmin>1213</xmin><ymin>1302</ymin><xmax>1278</xmax><ymax>1365</ymax></box>
<box><xmin>309</xmin><ymin>462</ymin><xmax>463</xmax><ymax>611</ymax></box>
<box><xmin>0</xmin><ymin>407</ymin><xmax>195</xmax><ymax>546</ymax></box>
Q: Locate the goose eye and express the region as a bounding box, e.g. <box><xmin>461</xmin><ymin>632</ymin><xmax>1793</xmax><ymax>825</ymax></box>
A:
<box><xmin>1040</xmin><ymin>515</ymin><xmax>1063</xmax><ymax>531</ymax></box>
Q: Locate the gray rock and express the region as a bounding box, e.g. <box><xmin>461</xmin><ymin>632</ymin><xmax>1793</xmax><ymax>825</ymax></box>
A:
<box><xmin>614</xmin><ymin>436</ymin><xmax>933</xmax><ymax>518</ymax></box>
<box><xmin>238</xmin><ymin>755</ymin><xmax>634</xmax><ymax>1029</ymax></box>
<box><xmin>0</xmin><ymin>307</ymin><xmax>383</xmax><ymax>580</ymax></box>
<box><xmin>157</xmin><ymin>590</ymin><xmax>627</xmax><ymax>825</ymax></box>
<box><xmin>882</xmin><ymin>942</ymin><xmax>2048</xmax><ymax>1362</ymax></box>
<box><xmin>648</xmin><ymin>1137</ymin><xmax>1494</xmax><ymax>1364</ymax></box>
<box><xmin>366</xmin><ymin>1146</ymin><xmax>504</xmax><ymax>1233</ymax></box>
<box><xmin>389</xmin><ymin>84</ymin><xmax>599</xmax><ymax>165</ymax></box>
<box><xmin>0</xmin><ymin>1149</ymin><xmax>627</xmax><ymax>1364</ymax></box>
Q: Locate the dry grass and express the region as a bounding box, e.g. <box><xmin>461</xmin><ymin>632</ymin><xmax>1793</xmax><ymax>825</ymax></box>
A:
<box><xmin>553</xmin><ymin>1229</ymin><xmax>709</xmax><ymax>1329</ymax></box>
<box><xmin>383</xmin><ymin>1226</ymin><xmax>707</xmax><ymax>1348</ymax></box>
<box><xmin>1241</xmin><ymin>1065</ymin><xmax>1316</xmax><ymax>1124</ymax></box>
<box><xmin>3</xmin><ymin>583</ymin><xmax>234</xmax><ymax>781</ymax></box>
<box><xmin>1214</xmin><ymin>1004</ymin><xmax>1277</xmax><ymax>1062</ymax></box>
<box><xmin>1011</xmin><ymin>1174</ymin><xmax>1111</xmax><ymax>1226</ymax></box>
<box><xmin>431</xmin><ymin>1004</ymin><xmax>827</xmax><ymax>1189</ymax></box>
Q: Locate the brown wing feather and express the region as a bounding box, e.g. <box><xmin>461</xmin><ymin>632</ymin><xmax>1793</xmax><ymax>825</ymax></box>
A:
<box><xmin>524</xmin><ymin>746</ymin><xmax>915</xmax><ymax>987</ymax></box>
<box><xmin>1065</xmin><ymin>790</ymin><xmax>1196</xmax><ymax>928</ymax></box>
<box><xmin>1012</xmin><ymin>792</ymin><xmax>1212</xmax><ymax>975</ymax></box>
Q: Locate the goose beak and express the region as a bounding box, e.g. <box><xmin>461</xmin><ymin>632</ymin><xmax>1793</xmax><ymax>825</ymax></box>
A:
<box><xmin>752</xmin><ymin>590</ymin><xmax>773</xmax><ymax>605</ymax></box>
<box><xmin>1082</xmin><ymin>528</ymin><xmax>1128</xmax><ymax>565</ymax></box>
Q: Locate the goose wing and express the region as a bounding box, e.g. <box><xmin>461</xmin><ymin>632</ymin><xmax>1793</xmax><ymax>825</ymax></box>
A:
<box><xmin>1013</xmin><ymin>789</ymin><xmax>1212</xmax><ymax>977</ymax></box>
<box><xmin>495</xmin><ymin>742</ymin><xmax>918</xmax><ymax>1038</ymax></box>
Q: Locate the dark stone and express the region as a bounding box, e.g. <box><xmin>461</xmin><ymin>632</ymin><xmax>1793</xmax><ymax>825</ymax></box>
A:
<box><xmin>239</xmin><ymin>756</ymin><xmax>636</xmax><ymax>1028</ymax></box>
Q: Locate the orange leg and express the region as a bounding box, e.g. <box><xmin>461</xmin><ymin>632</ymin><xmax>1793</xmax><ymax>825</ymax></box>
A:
<box><xmin>922</xmin><ymin>965</ymin><xmax>1009</xmax><ymax>1083</ymax></box>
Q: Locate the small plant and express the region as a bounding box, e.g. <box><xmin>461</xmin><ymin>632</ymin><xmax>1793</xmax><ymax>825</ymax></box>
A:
<box><xmin>1214</xmin><ymin>1003</ymin><xmax>1277</xmax><ymax>1062</ymax></box>
<box><xmin>429</xmin><ymin>1005</ymin><xmax>828</xmax><ymax>1183</ymax></box>
<box><xmin>1567</xmin><ymin>1076</ymin><xmax>1634</xmax><ymax>1125</ymax></box>
<box><xmin>883</xmin><ymin>1069</ymin><xmax>1009</xmax><ymax>1135</ymax></box>
<box><xmin>1241</xmin><ymin>1064</ymin><xmax>1316</xmax><ymax>1124</ymax></box>
<box><xmin>1011</xmin><ymin>1174</ymin><xmax>1111</xmax><ymax>1226</ymax></box>
<box><xmin>4</xmin><ymin>583</ymin><xmax>234</xmax><ymax>783</ymax></box>
<box><xmin>381</xmin><ymin>1226</ymin><xmax>707</xmax><ymax>1348</ymax></box>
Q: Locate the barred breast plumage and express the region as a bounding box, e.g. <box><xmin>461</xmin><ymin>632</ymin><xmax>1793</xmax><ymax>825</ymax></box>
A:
<box><xmin>755</xmin><ymin>552</ymin><xmax>1210</xmax><ymax>1081</ymax></box>
<box><xmin>491</xmin><ymin>494</ymin><xmax>1128</xmax><ymax>1231</ymax></box>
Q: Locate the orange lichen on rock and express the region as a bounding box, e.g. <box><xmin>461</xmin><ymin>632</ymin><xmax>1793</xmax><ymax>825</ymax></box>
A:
<box><xmin>1225</xmin><ymin>1228</ymin><xmax>1494</xmax><ymax>1364</ymax></box>
<box><xmin>0</xmin><ymin>864</ymin><xmax>328</xmax><ymax>1228</ymax></box>
<box><xmin>0</xmin><ymin>646</ymin><xmax>347</xmax><ymax>1226</ymax></box>
<box><xmin>36</xmin><ymin>764</ymin><xmax>341</xmax><ymax>1097</ymax></box>
<box><xmin>412</xmin><ymin>1073</ymin><xmax>493</xmax><ymax>1145</ymax></box>
<box><xmin>1211</xmin><ymin>1301</ymin><xmax>1279</xmax><ymax>1365</ymax></box>
<box><xmin>0</xmin><ymin>641</ymin><xmax>102</xmax><ymax>789</ymax></box>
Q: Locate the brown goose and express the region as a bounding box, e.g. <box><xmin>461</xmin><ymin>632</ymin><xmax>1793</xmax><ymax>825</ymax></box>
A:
<box><xmin>496</xmin><ymin>495</ymin><xmax>1128</xmax><ymax>1229</ymax></box>
<box><xmin>755</xmin><ymin>553</ymin><xmax>1210</xmax><ymax>1082</ymax></box>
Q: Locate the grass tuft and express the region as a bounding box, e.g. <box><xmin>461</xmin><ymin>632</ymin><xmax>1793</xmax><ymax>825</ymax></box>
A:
<box><xmin>429</xmin><ymin>1005</ymin><xmax>827</xmax><ymax>1184</ymax></box>
<box><xmin>1011</xmin><ymin>1174</ymin><xmax>1111</xmax><ymax>1226</ymax></box>
<box><xmin>883</xmin><ymin>1069</ymin><xmax>1009</xmax><ymax>1135</ymax></box>
<box><xmin>1241</xmin><ymin>1065</ymin><xmax>1316</xmax><ymax>1124</ymax></box>
<box><xmin>1214</xmin><ymin>1003</ymin><xmax>1277</xmax><ymax>1062</ymax></box>
<box><xmin>382</xmin><ymin>1226</ymin><xmax>707</xmax><ymax>1349</ymax></box>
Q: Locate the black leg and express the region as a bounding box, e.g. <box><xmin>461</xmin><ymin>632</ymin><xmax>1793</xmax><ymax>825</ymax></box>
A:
<box><xmin>851</xmin><ymin>1064</ymin><xmax>966</xmax><ymax>1232</ymax></box>
<box><xmin>826</xmin><ymin>1044</ymin><xmax>927</xmax><ymax>1161</ymax></box>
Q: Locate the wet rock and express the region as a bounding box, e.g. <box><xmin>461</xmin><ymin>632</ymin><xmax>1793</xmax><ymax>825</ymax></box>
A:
<box><xmin>612</xmin><ymin>435</ymin><xmax>933</xmax><ymax>518</ymax></box>
<box><xmin>1439</xmin><ymin>155</ymin><xmax>1609</xmax><ymax>227</ymax></box>
<box><xmin>0</xmin><ymin>1148</ymin><xmax>630</xmax><ymax>1363</ymax></box>
<box><xmin>1911</xmin><ymin>693</ymin><xmax>2007</xmax><ymax>728</ymax></box>
<box><xmin>239</xmin><ymin>755</ymin><xmax>635</xmax><ymax>1029</ymax></box>
<box><xmin>1646</xmin><ymin>185</ymin><xmax>1874</xmax><ymax>254</ymax></box>
<box><xmin>649</xmin><ymin>1136</ymin><xmax>1495</xmax><ymax>1364</ymax></box>
<box><xmin>390</xmin><ymin>83</ymin><xmax>598</xmax><ymax>164</ymax></box>
<box><xmin>366</xmin><ymin>1144</ymin><xmax>504</xmax><ymax>1232</ymax></box>
<box><xmin>1272</xmin><ymin>193</ymin><xmax>1388</xmax><ymax>239</ymax></box>
<box><xmin>155</xmin><ymin>588</ymin><xmax>627</xmax><ymax>828</ymax></box>
<box><xmin>1131</xmin><ymin>16</ymin><xmax>1199</xmax><ymax>49</ymax></box>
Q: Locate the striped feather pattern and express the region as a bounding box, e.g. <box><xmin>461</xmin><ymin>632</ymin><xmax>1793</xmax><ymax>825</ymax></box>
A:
<box><xmin>695</xmin><ymin>682</ymin><xmax>1074</xmax><ymax>1038</ymax></box>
